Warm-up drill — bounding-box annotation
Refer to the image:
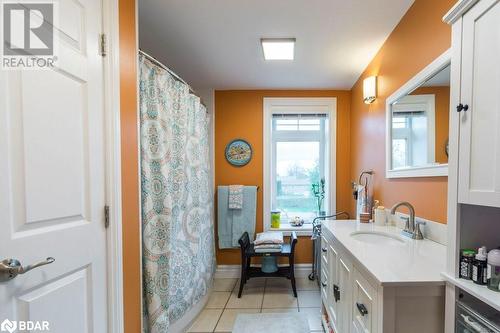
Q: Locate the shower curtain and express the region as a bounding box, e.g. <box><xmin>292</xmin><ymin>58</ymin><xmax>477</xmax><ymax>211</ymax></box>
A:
<box><xmin>139</xmin><ymin>54</ymin><xmax>215</xmax><ymax>333</ymax></box>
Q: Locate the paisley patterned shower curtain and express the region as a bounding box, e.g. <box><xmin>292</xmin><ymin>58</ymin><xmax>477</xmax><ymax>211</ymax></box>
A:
<box><xmin>139</xmin><ymin>54</ymin><xmax>215</xmax><ymax>333</ymax></box>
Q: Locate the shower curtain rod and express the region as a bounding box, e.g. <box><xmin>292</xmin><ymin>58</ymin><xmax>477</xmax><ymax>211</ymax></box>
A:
<box><xmin>139</xmin><ymin>49</ymin><xmax>208</xmax><ymax>110</ymax></box>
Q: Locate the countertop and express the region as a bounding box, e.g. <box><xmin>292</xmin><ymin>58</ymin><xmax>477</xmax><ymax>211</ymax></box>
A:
<box><xmin>322</xmin><ymin>220</ymin><xmax>447</xmax><ymax>286</ymax></box>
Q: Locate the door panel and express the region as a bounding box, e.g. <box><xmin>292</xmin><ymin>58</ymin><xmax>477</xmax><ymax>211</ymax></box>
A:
<box><xmin>16</xmin><ymin>268</ymin><xmax>91</xmax><ymax>333</ymax></box>
<box><xmin>458</xmin><ymin>0</ymin><xmax>500</xmax><ymax>207</ymax></box>
<box><xmin>328</xmin><ymin>243</ymin><xmax>339</xmax><ymax>328</ymax></box>
<box><xmin>352</xmin><ymin>269</ymin><xmax>377</xmax><ymax>333</ymax></box>
<box><xmin>338</xmin><ymin>256</ymin><xmax>352</xmax><ymax>333</ymax></box>
<box><xmin>20</xmin><ymin>70</ymin><xmax>88</xmax><ymax>225</ymax></box>
<box><xmin>0</xmin><ymin>0</ymin><xmax>107</xmax><ymax>330</ymax></box>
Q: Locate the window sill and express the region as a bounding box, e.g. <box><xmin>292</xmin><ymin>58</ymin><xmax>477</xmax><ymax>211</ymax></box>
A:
<box><xmin>268</xmin><ymin>223</ymin><xmax>313</xmax><ymax>236</ymax></box>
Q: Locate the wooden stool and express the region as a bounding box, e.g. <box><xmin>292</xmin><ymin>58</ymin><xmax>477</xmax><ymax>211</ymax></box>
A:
<box><xmin>237</xmin><ymin>231</ymin><xmax>298</xmax><ymax>298</ymax></box>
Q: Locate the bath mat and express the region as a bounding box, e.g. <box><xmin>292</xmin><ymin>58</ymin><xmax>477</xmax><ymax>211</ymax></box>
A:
<box><xmin>232</xmin><ymin>313</ymin><xmax>310</xmax><ymax>333</ymax></box>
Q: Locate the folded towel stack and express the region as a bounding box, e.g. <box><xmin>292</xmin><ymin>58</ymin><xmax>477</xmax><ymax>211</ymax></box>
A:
<box><xmin>254</xmin><ymin>231</ymin><xmax>284</xmax><ymax>253</ymax></box>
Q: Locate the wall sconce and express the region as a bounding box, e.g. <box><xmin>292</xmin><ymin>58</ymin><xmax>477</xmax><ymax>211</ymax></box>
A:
<box><xmin>363</xmin><ymin>76</ymin><xmax>377</xmax><ymax>104</ymax></box>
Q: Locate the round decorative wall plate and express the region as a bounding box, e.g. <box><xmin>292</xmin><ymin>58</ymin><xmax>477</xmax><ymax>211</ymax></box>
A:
<box><xmin>225</xmin><ymin>139</ymin><xmax>252</xmax><ymax>166</ymax></box>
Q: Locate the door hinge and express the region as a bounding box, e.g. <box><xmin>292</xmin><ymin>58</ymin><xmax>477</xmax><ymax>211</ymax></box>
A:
<box><xmin>100</xmin><ymin>33</ymin><xmax>107</xmax><ymax>57</ymax></box>
<box><xmin>104</xmin><ymin>205</ymin><xmax>110</xmax><ymax>228</ymax></box>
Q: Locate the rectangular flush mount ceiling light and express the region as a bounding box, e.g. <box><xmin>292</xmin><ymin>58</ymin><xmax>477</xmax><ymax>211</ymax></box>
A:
<box><xmin>261</xmin><ymin>38</ymin><xmax>295</xmax><ymax>60</ymax></box>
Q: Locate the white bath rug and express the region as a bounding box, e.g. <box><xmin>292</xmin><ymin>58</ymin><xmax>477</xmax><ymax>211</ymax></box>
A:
<box><xmin>232</xmin><ymin>313</ymin><xmax>310</xmax><ymax>333</ymax></box>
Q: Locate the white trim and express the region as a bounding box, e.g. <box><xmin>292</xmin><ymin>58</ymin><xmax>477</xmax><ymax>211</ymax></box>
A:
<box><xmin>135</xmin><ymin>0</ymin><xmax>143</xmax><ymax>328</ymax></box>
<box><xmin>263</xmin><ymin>97</ymin><xmax>337</xmax><ymax>232</ymax></box>
<box><xmin>444</xmin><ymin>17</ymin><xmax>464</xmax><ymax>333</ymax></box>
<box><xmin>215</xmin><ymin>264</ymin><xmax>314</xmax><ymax>279</ymax></box>
<box><xmin>443</xmin><ymin>0</ymin><xmax>478</xmax><ymax>24</ymax></box>
<box><xmin>386</xmin><ymin>49</ymin><xmax>451</xmax><ymax>179</ymax></box>
<box><xmin>386</xmin><ymin>163</ymin><xmax>449</xmax><ymax>178</ymax></box>
<box><xmin>103</xmin><ymin>0</ymin><xmax>124</xmax><ymax>331</ymax></box>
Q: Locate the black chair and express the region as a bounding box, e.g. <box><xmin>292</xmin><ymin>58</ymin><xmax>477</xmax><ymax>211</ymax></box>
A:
<box><xmin>237</xmin><ymin>231</ymin><xmax>298</xmax><ymax>298</ymax></box>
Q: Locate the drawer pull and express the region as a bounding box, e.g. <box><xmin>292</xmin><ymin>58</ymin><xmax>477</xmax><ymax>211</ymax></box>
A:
<box><xmin>356</xmin><ymin>303</ymin><xmax>368</xmax><ymax>316</ymax></box>
<box><xmin>333</xmin><ymin>284</ymin><xmax>340</xmax><ymax>302</ymax></box>
<box><xmin>321</xmin><ymin>247</ymin><xmax>327</xmax><ymax>253</ymax></box>
<box><xmin>321</xmin><ymin>281</ymin><xmax>327</xmax><ymax>287</ymax></box>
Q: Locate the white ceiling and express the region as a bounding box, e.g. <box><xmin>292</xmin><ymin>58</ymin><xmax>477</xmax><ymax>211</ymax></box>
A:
<box><xmin>139</xmin><ymin>0</ymin><xmax>414</xmax><ymax>90</ymax></box>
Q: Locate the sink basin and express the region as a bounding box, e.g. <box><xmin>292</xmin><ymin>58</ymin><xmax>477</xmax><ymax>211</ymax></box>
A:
<box><xmin>350</xmin><ymin>231</ymin><xmax>406</xmax><ymax>246</ymax></box>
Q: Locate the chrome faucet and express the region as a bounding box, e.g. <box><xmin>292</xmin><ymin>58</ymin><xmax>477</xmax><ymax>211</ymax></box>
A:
<box><xmin>390</xmin><ymin>201</ymin><xmax>425</xmax><ymax>240</ymax></box>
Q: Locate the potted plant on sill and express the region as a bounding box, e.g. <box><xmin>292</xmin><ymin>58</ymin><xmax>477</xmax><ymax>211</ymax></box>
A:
<box><xmin>312</xmin><ymin>178</ymin><xmax>326</xmax><ymax>217</ymax></box>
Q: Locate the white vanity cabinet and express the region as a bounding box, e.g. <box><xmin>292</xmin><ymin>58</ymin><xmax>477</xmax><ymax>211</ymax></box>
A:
<box><xmin>321</xmin><ymin>230</ymin><xmax>378</xmax><ymax>333</ymax></box>
<box><xmin>452</xmin><ymin>0</ymin><xmax>500</xmax><ymax>208</ymax></box>
<box><xmin>320</xmin><ymin>222</ymin><xmax>445</xmax><ymax>333</ymax></box>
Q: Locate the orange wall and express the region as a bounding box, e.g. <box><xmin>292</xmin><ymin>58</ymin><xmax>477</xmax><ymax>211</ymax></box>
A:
<box><xmin>412</xmin><ymin>86</ymin><xmax>451</xmax><ymax>164</ymax></box>
<box><xmin>119</xmin><ymin>0</ymin><xmax>141</xmax><ymax>331</ymax></box>
<box><xmin>349</xmin><ymin>0</ymin><xmax>455</xmax><ymax>223</ymax></box>
<box><xmin>215</xmin><ymin>90</ymin><xmax>351</xmax><ymax>264</ymax></box>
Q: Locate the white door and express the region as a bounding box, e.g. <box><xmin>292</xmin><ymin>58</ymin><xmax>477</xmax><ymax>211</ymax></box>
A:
<box><xmin>0</xmin><ymin>0</ymin><xmax>108</xmax><ymax>331</ymax></box>
<box><xmin>458</xmin><ymin>0</ymin><xmax>500</xmax><ymax>208</ymax></box>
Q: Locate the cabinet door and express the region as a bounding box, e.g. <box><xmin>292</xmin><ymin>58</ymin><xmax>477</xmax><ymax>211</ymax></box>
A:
<box><xmin>352</xmin><ymin>269</ymin><xmax>377</xmax><ymax>333</ymax></box>
<box><xmin>458</xmin><ymin>0</ymin><xmax>500</xmax><ymax>207</ymax></box>
<box><xmin>328</xmin><ymin>243</ymin><xmax>340</xmax><ymax>331</ymax></box>
<box><xmin>338</xmin><ymin>256</ymin><xmax>353</xmax><ymax>333</ymax></box>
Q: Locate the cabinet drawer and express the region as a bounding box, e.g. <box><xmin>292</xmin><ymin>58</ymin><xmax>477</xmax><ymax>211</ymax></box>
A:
<box><xmin>352</xmin><ymin>269</ymin><xmax>377</xmax><ymax>333</ymax></box>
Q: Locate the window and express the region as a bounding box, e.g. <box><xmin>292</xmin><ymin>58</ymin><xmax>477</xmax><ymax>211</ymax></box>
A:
<box><xmin>391</xmin><ymin>94</ymin><xmax>435</xmax><ymax>169</ymax></box>
<box><xmin>264</xmin><ymin>98</ymin><xmax>336</xmax><ymax>233</ymax></box>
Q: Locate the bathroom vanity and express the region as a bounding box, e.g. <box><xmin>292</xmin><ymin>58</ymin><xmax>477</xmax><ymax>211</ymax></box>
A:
<box><xmin>320</xmin><ymin>220</ymin><xmax>446</xmax><ymax>333</ymax></box>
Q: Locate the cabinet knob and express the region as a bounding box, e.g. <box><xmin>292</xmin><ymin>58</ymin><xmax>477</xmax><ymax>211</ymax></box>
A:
<box><xmin>321</xmin><ymin>247</ymin><xmax>327</xmax><ymax>253</ymax></box>
<box><xmin>321</xmin><ymin>281</ymin><xmax>327</xmax><ymax>287</ymax></box>
<box><xmin>456</xmin><ymin>103</ymin><xmax>469</xmax><ymax>112</ymax></box>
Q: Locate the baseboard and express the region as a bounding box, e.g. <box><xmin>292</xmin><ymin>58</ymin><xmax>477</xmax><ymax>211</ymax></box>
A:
<box><xmin>215</xmin><ymin>264</ymin><xmax>313</xmax><ymax>279</ymax></box>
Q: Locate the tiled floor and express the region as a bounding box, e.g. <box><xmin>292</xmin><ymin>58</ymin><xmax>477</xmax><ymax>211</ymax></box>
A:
<box><xmin>187</xmin><ymin>277</ymin><xmax>324</xmax><ymax>333</ymax></box>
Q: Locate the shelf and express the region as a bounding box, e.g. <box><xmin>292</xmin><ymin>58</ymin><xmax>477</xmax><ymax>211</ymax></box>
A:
<box><xmin>442</xmin><ymin>272</ymin><xmax>500</xmax><ymax>311</ymax></box>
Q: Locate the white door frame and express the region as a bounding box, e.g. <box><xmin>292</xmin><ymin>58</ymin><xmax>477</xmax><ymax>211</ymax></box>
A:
<box><xmin>103</xmin><ymin>0</ymin><xmax>124</xmax><ymax>331</ymax></box>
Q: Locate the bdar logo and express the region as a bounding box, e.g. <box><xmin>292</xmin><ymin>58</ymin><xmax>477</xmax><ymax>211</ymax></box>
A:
<box><xmin>0</xmin><ymin>319</ymin><xmax>16</xmax><ymax>333</ymax></box>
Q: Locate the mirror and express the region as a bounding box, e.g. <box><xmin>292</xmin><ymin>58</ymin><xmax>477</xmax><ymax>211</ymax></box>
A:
<box><xmin>386</xmin><ymin>51</ymin><xmax>450</xmax><ymax>178</ymax></box>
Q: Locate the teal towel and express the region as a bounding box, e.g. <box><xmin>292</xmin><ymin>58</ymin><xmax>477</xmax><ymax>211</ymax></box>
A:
<box><xmin>217</xmin><ymin>186</ymin><xmax>257</xmax><ymax>249</ymax></box>
<box><xmin>217</xmin><ymin>186</ymin><xmax>232</xmax><ymax>249</ymax></box>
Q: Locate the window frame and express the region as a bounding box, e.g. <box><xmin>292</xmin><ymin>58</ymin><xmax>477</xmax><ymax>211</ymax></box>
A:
<box><xmin>263</xmin><ymin>97</ymin><xmax>337</xmax><ymax>235</ymax></box>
